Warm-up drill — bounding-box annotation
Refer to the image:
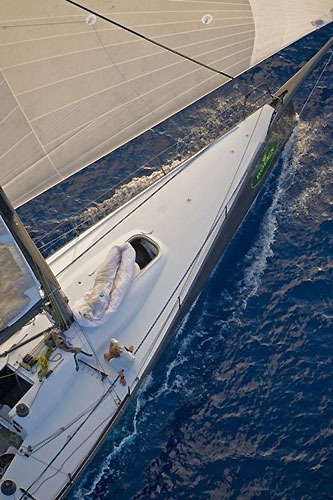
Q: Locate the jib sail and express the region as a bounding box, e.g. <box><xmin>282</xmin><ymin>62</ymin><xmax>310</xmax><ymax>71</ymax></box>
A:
<box><xmin>0</xmin><ymin>214</ymin><xmax>43</xmax><ymax>343</ymax></box>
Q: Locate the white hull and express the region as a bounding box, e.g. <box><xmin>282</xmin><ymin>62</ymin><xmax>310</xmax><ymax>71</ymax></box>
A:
<box><xmin>0</xmin><ymin>105</ymin><xmax>274</xmax><ymax>500</ymax></box>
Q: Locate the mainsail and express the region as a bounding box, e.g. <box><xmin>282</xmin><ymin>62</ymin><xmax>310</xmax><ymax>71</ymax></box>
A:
<box><xmin>0</xmin><ymin>0</ymin><xmax>332</xmax><ymax>208</ymax></box>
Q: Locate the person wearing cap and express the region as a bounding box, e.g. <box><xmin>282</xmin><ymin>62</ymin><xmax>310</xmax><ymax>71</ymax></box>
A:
<box><xmin>104</xmin><ymin>338</ymin><xmax>134</xmax><ymax>386</ymax></box>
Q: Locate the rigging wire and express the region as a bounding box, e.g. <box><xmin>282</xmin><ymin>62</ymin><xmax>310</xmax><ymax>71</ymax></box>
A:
<box><xmin>299</xmin><ymin>48</ymin><xmax>333</xmax><ymax>117</ymax></box>
<box><xmin>16</xmin><ymin>102</ymin><xmax>327</xmax><ymax>498</ymax></box>
<box><xmin>0</xmin><ymin>369</ymin><xmax>21</xmax><ymax>379</ymax></box>
<box><xmin>18</xmin><ymin>383</ymin><xmax>117</xmax><ymax>500</ymax></box>
<box><xmin>31</xmin><ymin>395</ymin><xmax>131</xmax><ymax>495</ymax></box>
<box><xmin>65</xmin><ymin>0</ymin><xmax>276</xmax><ymax>100</ymax></box>
<box><xmin>24</xmin><ymin>109</ymin><xmax>264</xmax><ymax>490</ymax></box>
<box><xmin>34</xmin><ymin>94</ymin><xmax>254</xmax><ymax>254</ymax></box>
<box><xmin>34</xmin><ymin>94</ymin><xmax>247</xmax><ymax>246</ymax></box>
<box><xmin>44</xmin><ymin>95</ymin><xmax>266</xmax><ymax>276</ymax></box>
<box><xmin>91</xmin><ymin>20</ymin><xmax>158</xmax><ymax>130</ymax></box>
<box><xmin>16</xmin><ymin>43</ymin><xmax>333</xmax><ymax>500</ymax></box>
<box><xmin>134</xmin><ymin>110</ymin><xmax>264</xmax><ymax>356</ymax></box>
<box><xmin>14</xmin><ymin>6</ymin><xmax>333</xmax><ymax>496</ymax></box>
<box><xmin>23</xmin><ymin>389</ymin><xmax>110</xmax><ymax>453</ymax></box>
<box><xmin>19</xmin><ymin>116</ymin><xmax>265</xmax><ymax>495</ymax></box>
<box><xmin>74</xmin><ymin>322</ymin><xmax>122</xmax><ymax>407</ymax></box>
<box><xmin>31</xmin><ymin>42</ymin><xmax>332</xmax><ymax>255</ymax></box>
<box><xmin>66</xmin><ymin>0</ymin><xmax>238</xmax><ymax>82</ymax></box>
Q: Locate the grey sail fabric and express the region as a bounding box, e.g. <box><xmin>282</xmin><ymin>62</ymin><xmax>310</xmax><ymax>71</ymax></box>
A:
<box><xmin>0</xmin><ymin>216</ymin><xmax>41</xmax><ymax>331</ymax></box>
<box><xmin>0</xmin><ymin>0</ymin><xmax>332</xmax><ymax>208</ymax></box>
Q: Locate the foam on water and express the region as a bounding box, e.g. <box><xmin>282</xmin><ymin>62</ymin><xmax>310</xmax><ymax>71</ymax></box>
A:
<box><xmin>66</xmin><ymin>27</ymin><xmax>333</xmax><ymax>499</ymax></box>
<box><xmin>291</xmin><ymin>116</ymin><xmax>333</xmax><ymax>216</ymax></box>
<box><xmin>70</xmin><ymin>114</ymin><xmax>332</xmax><ymax>500</ymax></box>
<box><xmin>74</xmin><ymin>375</ymin><xmax>155</xmax><ymax>499</ymax></box>
<box><xmin>73</xmin><ymin>121</ymin><xmax>318</xmax><ymax>498</ymax></box>
<box><xmin>191</xmin><ymin>126</ymin><xmax>301</xmax><ymax>343</ymax></box>
<box><xmin>238</xmin><ymin>129</ymin><xmax>299</xmax><ymax>304</ymax></box>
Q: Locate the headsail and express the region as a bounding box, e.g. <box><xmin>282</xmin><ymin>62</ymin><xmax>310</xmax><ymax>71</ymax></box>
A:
<box><xmin>0</xmin><ymin>215</ymin><xmax>42</xmax><ymax>339</ymax></box>
<box><xmin>0</xmin><ymin>0</ymin><xmax>332</xmax><ymax>208</ymax></box>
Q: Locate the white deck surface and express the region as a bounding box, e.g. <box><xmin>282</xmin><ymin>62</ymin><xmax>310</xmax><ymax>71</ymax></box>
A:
<box><xmin>0</xmin><ymin>105</ymin><xmax>274</xmax><ymax>500</ymax></box>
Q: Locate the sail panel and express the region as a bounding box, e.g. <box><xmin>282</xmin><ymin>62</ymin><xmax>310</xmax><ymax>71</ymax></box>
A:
<box><xmin>0</xmin><ymin>0</ymin><xmax>331</xmax><ymax>208</ymax></box>
<box><xmin>0</xmin><ymin>216</ymin><xmax>41</xmax><ymax>331</ymax></box>
<box><xmin>249</xmin><ymin>0</ymin><xmax>333</xmax><ymax>66</ymax></box>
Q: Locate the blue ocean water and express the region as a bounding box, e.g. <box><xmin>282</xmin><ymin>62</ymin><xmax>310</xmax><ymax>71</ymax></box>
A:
<box><xmin>19</xmin><ymin>27</ymin><xmax>333</xmax><ymax>500</ymax></box>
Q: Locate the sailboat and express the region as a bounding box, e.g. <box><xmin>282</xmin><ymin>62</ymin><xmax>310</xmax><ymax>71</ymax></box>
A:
<box><xmin>0</xmin><ymin>1</ymin><xmax>332</xmax><ymax>498</ymax></box>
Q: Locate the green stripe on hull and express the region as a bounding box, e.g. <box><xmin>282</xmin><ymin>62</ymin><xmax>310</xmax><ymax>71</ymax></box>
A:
<box><xmin>251</xmin><ymin>133</ymin><xmax>280</xmax><ymax>188</ymax></box>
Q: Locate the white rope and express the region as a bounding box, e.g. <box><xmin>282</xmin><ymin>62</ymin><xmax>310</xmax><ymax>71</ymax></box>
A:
<box><xmin>299</xmin><ymin>49</ymin><xmax>333</xmax><ymax>118</ymax></box>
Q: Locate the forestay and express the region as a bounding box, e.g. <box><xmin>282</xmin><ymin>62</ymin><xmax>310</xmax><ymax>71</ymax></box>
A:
<box><xmin>0</xmin><ymin>0</ymin><xmax>332</xmax><ymax>208</ymax></box>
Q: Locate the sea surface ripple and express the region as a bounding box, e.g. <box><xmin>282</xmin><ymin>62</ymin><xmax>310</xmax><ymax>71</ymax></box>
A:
<box><xmin>20</xmin><ymin>26</ymin><xmax>333</xmax><ymax>500</ymax></box>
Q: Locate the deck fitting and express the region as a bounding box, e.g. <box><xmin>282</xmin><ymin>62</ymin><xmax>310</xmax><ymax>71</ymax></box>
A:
<box><xmin>16</xmin><ymin>403</ymin><xmax>29</xmax><ymax>418</ymax></box>
<box><xmin>1</xmin><ymin>480</ymin><xmax>17</xmax><ymax>496</ymax></box>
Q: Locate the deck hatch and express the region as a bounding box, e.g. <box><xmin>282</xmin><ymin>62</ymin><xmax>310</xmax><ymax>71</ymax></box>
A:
<box><xmin>129</xmin><ymin>236</ymin><xmax>159</xmax><ymax>270</ymax></box>
<box><xmin>0</xmin><ymin>366</ymin><xmax>32</xmax><ymax>409</ymax></box>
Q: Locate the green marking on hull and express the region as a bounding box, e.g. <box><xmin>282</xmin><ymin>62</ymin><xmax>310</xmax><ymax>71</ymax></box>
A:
<box><xmin>251</xmin><ymin>133</ymin><xmax>280</xmax><ymax>188</ymax></box>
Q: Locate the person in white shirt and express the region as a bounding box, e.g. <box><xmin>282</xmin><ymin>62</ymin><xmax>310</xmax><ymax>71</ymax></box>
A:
<box><xmin>104</xmin><ymin>338</ymin><xmax>135</xmax><ymax>386</ymax></box>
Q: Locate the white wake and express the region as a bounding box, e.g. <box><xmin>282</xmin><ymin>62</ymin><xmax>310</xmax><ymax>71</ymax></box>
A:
<box><xmin>73</xmin><ymin>116</ymin><xmax>326</xmax><ymax>498</ymax></box>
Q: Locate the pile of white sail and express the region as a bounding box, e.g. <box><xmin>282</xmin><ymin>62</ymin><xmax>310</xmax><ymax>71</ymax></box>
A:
<box><xmin>74</xmin><ymin>242</ymin><xmax>136</xmax><ymax>327</ymax></box>
<box><xmin>0</xmin><ymin>0</ymin><xmax>332</xmax><ymax>207</ymax></box>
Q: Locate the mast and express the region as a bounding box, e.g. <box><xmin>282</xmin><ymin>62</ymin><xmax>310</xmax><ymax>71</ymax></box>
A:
<box><xmin>0</xmin><ymin>186</ymin><xmax>73</xmax><ymax>334</ymax></box>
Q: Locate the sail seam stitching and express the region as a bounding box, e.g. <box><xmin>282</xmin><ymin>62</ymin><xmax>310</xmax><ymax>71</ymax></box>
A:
<box><xmin>16</xmin><ymin>34</ymin><xmax>255</xmax><ymax>97</ymax></box>
<box><xmin>30</xmin><ymin>45</ymin><xmax>252</xmax><ymax>125</ymax></box>
<box><xmin>1</xmin><ymin>72</ymin><xmax>64</xmax><ymax>180</ymax></box>
<box><xmin>65</xmin><ymin>0</ymin><xmax>238</xmax><ymax>81</ymax></box>
<box><xmin>0</xmin><ymin>17</ymin><xmax>255</xmax><ymax>46</ymax></box>
<box><xmin>2</xmin><ymin>26</ymin><xmax>254</xmax><ymax>70</ymax></box>
<box><xmin>4</xmin><ymin>50</ymin><xmax>252</xmax><ymax>210</ymax></box>
<box><xmin>92</xmin><ymin>23</ymin><xmax>156</xmax><ymax>126</ymax></box>
<box><xmin>36</xmin><ymin>53</ymin><xmax>252</xmax><ymax>178</ymax></box>
<box><xmin>0</xmin><ymin>104</ymin><xmax>19</xmax><ymax>125</ymax></box>
<box><xmin>0</xmin><ymin>7</ymin><xmax>252</xmax><ymax>24</ymax></box>
<box><xmin>31</xmin><ymin>53</ymin><xmax>251</xmax><ymax>174</ymax></box>
<box><xmin>0</xmin><ymin>131</ymin><xmax>32</xmax><ymax>160</ymax></box>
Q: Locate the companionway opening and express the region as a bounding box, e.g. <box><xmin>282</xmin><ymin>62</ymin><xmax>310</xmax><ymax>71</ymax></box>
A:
<box><xmin>129</xmin><ymin>236</ymin><xmax>159</xmax><ymax>270</ymax></box>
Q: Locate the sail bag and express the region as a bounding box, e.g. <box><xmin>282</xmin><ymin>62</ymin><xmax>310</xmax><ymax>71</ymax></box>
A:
<box><xmin>74</xmin><ymin>242</ymin><xmax>136</xmax><ymax>327</ymax></box>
